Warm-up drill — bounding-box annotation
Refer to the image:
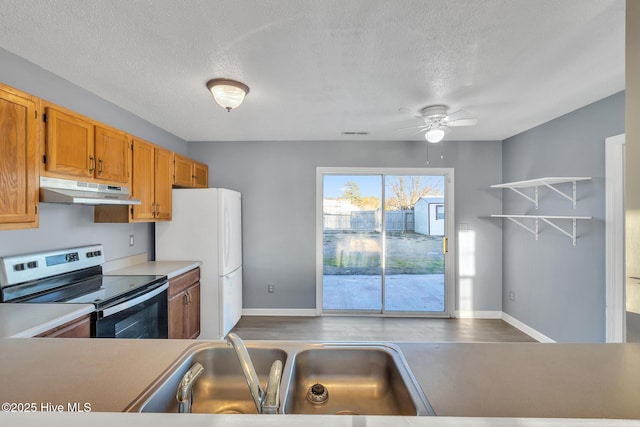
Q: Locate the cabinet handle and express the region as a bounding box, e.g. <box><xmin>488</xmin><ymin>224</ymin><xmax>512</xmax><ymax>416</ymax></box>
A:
<box><xmin>98</xmin><ymin>158</ymin><xmax>104</xmax><ymax>175</ymax></box>
<box><xmin>183</xmin><ymin>293</ymin><xmax>189</xmax><ymax>306</ymax></box>
<box><xmin>89</xmin><ymin>156</ymin><xmax>95</xmax><ymax>174</ymax></box>
<box><xmin>155</xmin><ymin>203</ymin><xmax>160</xmax><ymax>217</ymax></box>
<box><xmin>151</xmin><ymin>203</ymin><xmax>156</xmax><ymax>217</ymax></box>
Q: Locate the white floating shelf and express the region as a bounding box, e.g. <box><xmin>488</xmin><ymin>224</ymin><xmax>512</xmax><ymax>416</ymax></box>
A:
<box><xmin>491</xmin><ymin>177</ymin><xmax>591</xmax><ymax>208</ymax></box>
<box><xmin>491</xmin><ymin>214</ymin><xmax>592</xmax><ymax>246</ymax></box>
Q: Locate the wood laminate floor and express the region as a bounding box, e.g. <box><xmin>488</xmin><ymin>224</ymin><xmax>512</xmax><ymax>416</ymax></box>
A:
<box><xmin>230</xmin><ymin>316</ymin><xmax>537</xmax><ymax>342</ymax></box>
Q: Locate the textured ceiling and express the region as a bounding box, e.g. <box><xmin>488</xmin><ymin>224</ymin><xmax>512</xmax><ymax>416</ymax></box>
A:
<box><xmin>0</xmin><ymin>0</ymin><xmax>625</xmax><ymax>142</ymax></box>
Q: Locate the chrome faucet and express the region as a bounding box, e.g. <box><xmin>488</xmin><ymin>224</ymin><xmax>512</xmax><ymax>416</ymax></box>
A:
<box><xmin>175</xmin><ymin>362</ymin><xmax>204</xmax><ymax>413</ymax></box>
<box><xmin>225</xmin><ymin>332</ymin><xmax>283</xmax><ymax>414</ymax></box>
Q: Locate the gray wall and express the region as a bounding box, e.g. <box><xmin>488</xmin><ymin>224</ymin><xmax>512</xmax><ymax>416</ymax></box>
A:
<box><xmin>0</xmin><ymin>47</ymin><xmax>187</xmax><ymax>261</ymax></box>
<box><xmin>502</xmin><ymin>91</ymin><xmax>625</xmax><ymax>343</ymax></box>
<box><xmin>189</xmin><ymin>139</ymin><xmax>503</xmax><ymax>312</ymax></box>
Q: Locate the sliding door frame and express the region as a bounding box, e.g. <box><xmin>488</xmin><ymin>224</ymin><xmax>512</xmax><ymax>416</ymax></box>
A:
<box><xmin>315</xmin><ymin>167</ymin><xmax>455</xmax><ymax>317</ymax></box>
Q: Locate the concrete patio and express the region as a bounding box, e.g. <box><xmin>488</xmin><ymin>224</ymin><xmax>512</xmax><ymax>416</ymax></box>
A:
<box><xmin>322</xmin><ymin>273</ymin><xmax>445</xmax><ymax>312</ymax></box>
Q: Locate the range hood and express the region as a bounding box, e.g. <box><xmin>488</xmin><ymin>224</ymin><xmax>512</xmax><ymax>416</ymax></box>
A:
<box><xmin>39</xmin><ymin>176</ymin><xmax>141</xmax><ymax>206</ymax></box>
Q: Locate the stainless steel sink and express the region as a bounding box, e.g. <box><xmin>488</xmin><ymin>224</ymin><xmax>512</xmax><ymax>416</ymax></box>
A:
<box><xmin>126</xmin><ymin>341</ymin><xmax>434</xmax><ymax>416</ymax></box>
<box><xmin>280</xmin><ymin>344</ymin><xmax>434</xmax><ymax>416</ymax></box>
<box><xmin>127</xmin><ymin>343</ymin><xmax>287</xmax><ymax>414</ymax></box>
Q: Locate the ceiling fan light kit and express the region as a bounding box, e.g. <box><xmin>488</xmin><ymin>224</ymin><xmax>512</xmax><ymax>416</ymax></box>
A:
<box><xmin>206</xmin><ymin>78</ymin><xmax>250</xmax><ymax>112</ymax></box>
<box><xmin>425</xmin><ymin>126</ymin><xmax>448</xmax><ymax>143</ymax></box>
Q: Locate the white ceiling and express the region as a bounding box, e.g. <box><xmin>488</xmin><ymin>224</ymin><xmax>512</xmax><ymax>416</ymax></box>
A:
<box><xmin>0</xmin><ymin>0</ymin><xmax>625</xmax><ymax>142</ymax></box>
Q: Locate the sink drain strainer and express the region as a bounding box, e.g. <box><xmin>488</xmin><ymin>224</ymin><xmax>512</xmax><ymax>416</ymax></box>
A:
<box><xmin>306</xmin><ymin>383</ymin><xmax>329</xmax><ymax>404</ymax></box>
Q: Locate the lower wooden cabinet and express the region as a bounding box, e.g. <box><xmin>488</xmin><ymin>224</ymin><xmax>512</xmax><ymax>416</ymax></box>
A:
<box><xmin>36</xmin><ymin>315</ymin><xmax>91</xmax><ymax>338</ymax></box>
<box><xmin>168</xmin><ymin>268</ymin><xmax>201</xmax><ymax>339</ymax></box>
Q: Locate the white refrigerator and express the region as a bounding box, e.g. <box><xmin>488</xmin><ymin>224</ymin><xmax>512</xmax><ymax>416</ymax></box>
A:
<box><xmin>155</xmin><ymin>188</ymin><xmax>242</xmax><ymax>339</ymax></box>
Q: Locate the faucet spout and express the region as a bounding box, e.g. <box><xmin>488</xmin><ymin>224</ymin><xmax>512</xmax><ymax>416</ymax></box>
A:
<box><xmin>225</xmin><ymin>333</ymin><xmax>282</xmax><ymax>414</ymax></box>
<box><xmin>176</xmin><ymin>362</ymin><xmax>204</xmax><ymax>413</ymax></box>
<box><xmin>262</xmin><ymin>359</ymin><xmax>283</xmax><ymax>414</ymax></box>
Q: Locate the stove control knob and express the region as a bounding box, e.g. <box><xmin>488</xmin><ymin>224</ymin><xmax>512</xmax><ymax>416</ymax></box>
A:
<box><xmin>13</xmin><ymin>263</ymin><xmax>25</xmax><ymax>271</ymax></box>
<box><xmin>27</xmin><ymin>261</ymin><xmax>38</xmax><ymax>269</ymax></box>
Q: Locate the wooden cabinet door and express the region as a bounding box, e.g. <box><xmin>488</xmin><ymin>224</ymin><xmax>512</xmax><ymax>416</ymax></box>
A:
<box><xmin>193</xmin><ymin>161</ymin><xmax>208</xmax><ymax>188</ymax></box>
<box><xmin>173</xmin><ymin>153</ymin><xmax>193</xmax><ymax>187</ymax></box>
<box><xmin>168</xmin><ymin>292</ymin><xmax>186</xmax><ymax>339</ymax></box>
<box><xmin>94</xmin><ymin>125</ymin><xmax>130</xmax><ymax>184</ymax></box>
<box><xmin>154</xmin><ymin>147</ymin><xmax>172</xmax><ymax>220</ymax></box>
<box><xmin>0</xmin><ymin>85</ymin><xmax>38</xmax><ymax>230</ymax></box>
<box><xmin>186</xmin><ymin>282</ymin><xmax>201</xmax><ymax>339</ymax></box>
<box><xmin>44</xmin><ymin>107</ymin><xmax>94</xmax><ymax>179</ymax></box>
<box><xmin>131</xmin><ymin>138</ymin><xmax>156</xmax><ymax>221</ymax></box>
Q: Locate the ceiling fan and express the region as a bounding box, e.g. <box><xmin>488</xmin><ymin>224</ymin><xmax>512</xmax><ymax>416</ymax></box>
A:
<box><xmin>414</xmin><ymin>105</ymin><xmax>478</xmax><ymax>143</ymax></box>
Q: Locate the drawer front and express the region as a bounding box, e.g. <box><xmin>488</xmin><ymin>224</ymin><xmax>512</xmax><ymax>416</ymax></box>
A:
<box><xmin>168</xmin><ymin>267</ymin><xmax>201</xmax><ymax>297</ymax></box>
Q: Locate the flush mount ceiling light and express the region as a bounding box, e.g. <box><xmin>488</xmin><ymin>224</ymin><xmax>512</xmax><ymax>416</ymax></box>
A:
<box><xmin>425</xmin><ymin>125</ymin><xmax>449</xmax><ymax>143</ymax></box>
<box><xmin>206</xmin><ymin>78</ymin><xmax>250</xmax><ymax>112</ymax></box>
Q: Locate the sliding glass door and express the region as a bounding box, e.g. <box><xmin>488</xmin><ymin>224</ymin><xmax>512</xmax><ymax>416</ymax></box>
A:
<box><xmin>318</xmin><ymin>168</ymin><xmax>453</xmax><ymax>316</ymax></box>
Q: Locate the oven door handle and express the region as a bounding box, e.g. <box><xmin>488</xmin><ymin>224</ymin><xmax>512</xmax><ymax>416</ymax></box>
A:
<box><xmin>101</xmin><ymin>282</ymin><xmax>169</xmax><ymax>317</ymax></box>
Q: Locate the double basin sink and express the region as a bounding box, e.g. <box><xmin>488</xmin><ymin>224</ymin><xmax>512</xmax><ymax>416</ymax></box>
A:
<box><xmin>126</xmin><ymin>340</ymin><xmax>435</xmax><ymax>416</ymax></box>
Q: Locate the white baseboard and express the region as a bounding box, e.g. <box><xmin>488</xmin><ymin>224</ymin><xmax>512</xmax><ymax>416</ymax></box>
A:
<box><xmin>455</xmin><ymin>310</ymin><xmax>502</xmax><ymax>319</ymax></box>
<box><xmin>502</xmin><ymin>312</ymin><xmax>555</xmax><ymax>343</ymax></box>
<box><xmin>242</xmin><ymin>309</ymin><xmax>316</xmax><ymax>317</ymax></box>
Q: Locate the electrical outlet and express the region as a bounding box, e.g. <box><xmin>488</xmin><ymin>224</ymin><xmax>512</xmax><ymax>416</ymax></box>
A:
<box><xmin>509</xmin><ymin>291</ymin><xmax>515</xmax><ymax>301</ymax></box>
<box><xmin>267</xmin><ymin>284</ymin><xmax>275</xmax><ymax>294</ymax></box>
<box><xmin>129</xmin><ymin>235</ymin><xmax>134</xmax><ymax>247</ymax></box>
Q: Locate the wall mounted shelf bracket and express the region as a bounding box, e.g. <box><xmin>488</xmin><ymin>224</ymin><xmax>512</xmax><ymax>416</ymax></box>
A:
<box><xmin>491</xmin><ymin>177</ymin><xmax>591</xmax><ymax>209</ymax></box>
<box><xmin>491</xmin><ymin>215</ymin><xmax>592</xmax><ymax>246</ymax></box>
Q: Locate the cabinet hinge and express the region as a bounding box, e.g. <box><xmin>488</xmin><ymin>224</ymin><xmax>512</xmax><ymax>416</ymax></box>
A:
<box><xmin>42</xmin><ymin>113</ymin><xmax>47</xmax><ymax>123</ymax></box>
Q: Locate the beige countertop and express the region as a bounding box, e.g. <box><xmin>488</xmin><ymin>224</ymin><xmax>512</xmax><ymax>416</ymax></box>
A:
<box><xmin>0</xmin><ymin>303</ymin><xmax>94</xmax><ymax>338</ymax></box>
<box><xmin>0</xmin><ymin>338</ymin><xmax>640</xmax><ymax>423</ymax></box>
<box><xmin>0</xmin><ymin>338</ymin><xmax>194</xmax><ymax>412</ymax></box>
<box><xmin>105</xmin><ymin>260</ymin><xmax>200</xmax><ymax>279</ymax></box>
<box><xmin>399</xmin><ymin>342</ymin><xmax>640</xmax><ymax>419</ymax></box>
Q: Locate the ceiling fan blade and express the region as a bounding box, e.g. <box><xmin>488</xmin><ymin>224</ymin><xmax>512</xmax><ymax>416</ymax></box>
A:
<box><xmin>396</xmin><ymin>124</ymin><xmax>430</xmax><ymax>131</ymax></box>
<box><xmin>446</xmin><ymin>118</ymin><xmax>478</xmax><ymax>127</ymax></box>
<box><xmin>444</xmin><ymin>109</ymin><xmax>472</xmax><ymax>120</ymax></box>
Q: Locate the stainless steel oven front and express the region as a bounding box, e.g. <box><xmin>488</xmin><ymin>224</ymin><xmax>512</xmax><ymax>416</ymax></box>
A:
<box><xmin>93</xmin><ymin>282</ymin><xmax>169</xmax><ymax>339</ymax></box>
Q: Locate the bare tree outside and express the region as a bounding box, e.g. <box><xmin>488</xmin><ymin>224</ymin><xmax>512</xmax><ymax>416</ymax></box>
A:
<box><xmin>385</xmin><ymin>176</ymin><xmax>441</xmax><ymax>210</ymax></box>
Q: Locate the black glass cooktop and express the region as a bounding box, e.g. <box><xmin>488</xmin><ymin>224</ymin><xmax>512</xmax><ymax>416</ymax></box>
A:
<box><xmin>1</xmin><ymin>270</ymin><xmax>166</xmax><ymax>308</ymax></box>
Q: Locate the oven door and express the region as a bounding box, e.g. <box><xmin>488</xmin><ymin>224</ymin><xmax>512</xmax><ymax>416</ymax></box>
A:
<box><xmin>93</xmin><ymin>282</ymin><xmax>168</xmax><ymax>339</ymax></box>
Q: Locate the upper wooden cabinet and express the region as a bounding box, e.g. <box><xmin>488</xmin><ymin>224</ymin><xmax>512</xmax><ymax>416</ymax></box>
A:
<box><xmin>95</xmin><ymin>138</ymin><xmax>172</xmax><ymax>222</ymax></box>
<box><xmin>0</xmin><ymin>83</ymin><xmax>39</xmax><ymax>230</ymax></box>
<box><xmin>94</xmin><ymin>125</ymin><xmax>130</xmax><ymax>184</ymax></box>
<box><xmin>193</xmin><ymin>161</ymin><xmax>208</xmax><ymax>188</ymax></box>
<box><xmin>43</xmin><ymin>105</ymin><xmax>131</xmax><ymax>186</ymax></box>
<box><xmin>173</xmin><ymin>153</ymin><xmax>208</xmax><ymax>188</ymax></box>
